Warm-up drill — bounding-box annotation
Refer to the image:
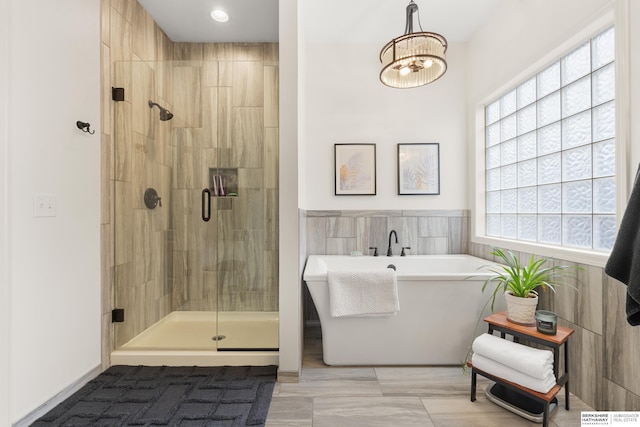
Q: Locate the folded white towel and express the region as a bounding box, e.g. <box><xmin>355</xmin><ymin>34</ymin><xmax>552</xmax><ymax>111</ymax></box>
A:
<box><xmin>472</xmin><ymin>353</ymin><xmax>556</xmax><ymax>394</ymax></box>
<box><xmin>328</xmin><ymin>269</ymin><xmax>399</xmax><ymax>318</ymax></box>
<box><xmin>472</xmin><ymin>333</ymin><xmax>554</xmax><ymax>379</ymax></box>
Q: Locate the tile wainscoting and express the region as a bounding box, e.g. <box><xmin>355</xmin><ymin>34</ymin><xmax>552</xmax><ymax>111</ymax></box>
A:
<box><xmin>300</xmin><ymin>209</ymin><xmax>640</xmax><ymax>411</ymax></box>
<box><xmin>301</xmin><ymin>209</ymin><xmax>469</xmax><ymax>325</ymax></box>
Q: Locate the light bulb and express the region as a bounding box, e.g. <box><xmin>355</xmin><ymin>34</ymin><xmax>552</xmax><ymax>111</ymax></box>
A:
<box><xmin>210</xmin><ymin>9</ymin><xmax>229</xmax><ymax>23</ymax></box>
<box><xmin>424</xmin><ymin>59</ymin><xmax>434</xmax><ymax>68</ymax></box>
<box><xmin>399</xmin><ymin>66</ymin><xmax>411</xmax><ymax>76</ymax></box>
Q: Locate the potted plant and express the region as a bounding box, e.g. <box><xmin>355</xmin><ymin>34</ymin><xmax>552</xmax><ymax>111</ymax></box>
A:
<box><xmin>481</xmin><ymin>248</ymin><xmax>577</xmax><ymax>325</ymax></box>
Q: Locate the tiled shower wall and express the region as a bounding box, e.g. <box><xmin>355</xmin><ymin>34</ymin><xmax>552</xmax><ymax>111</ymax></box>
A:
<box><xmin>101</xmin><ymin>0</ymin><xmax>175</xmax><ymax>361</ymax></box>
<box><xmin>170</xmin><ymin>43</ymin><xmax>279</xmax><ymax>314</ymax></box>
<box><xmin>102</xmin><ymin>0</ymin><xmax>278</xmax><ymax>353</ymax></box>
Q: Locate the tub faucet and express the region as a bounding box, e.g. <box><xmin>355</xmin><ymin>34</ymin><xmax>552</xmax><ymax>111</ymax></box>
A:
<box><xmin>387</xmin><ymin>230</ymin><xmax>398</xmax><ymax>256</ymax></box>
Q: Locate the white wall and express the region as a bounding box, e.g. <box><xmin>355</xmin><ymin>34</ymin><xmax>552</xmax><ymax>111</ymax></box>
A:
<box><xmin>301</xmin><ymin>41</ymin><xmax>468</xmax><ymax>211</ymax></box>
<box><xmin>0</xmin><ymin>0</ymin><xmax>11</xmax><ymax>424</ymax></box>
<box><xmin>8</xmin><ymin>0</ymin><xmax>101</xmax><ymax>422</ymax></box>
<box><xmin>278</xmin><ymin>0</ymin><xmax>302</xmax><ymax>375</ymax></box>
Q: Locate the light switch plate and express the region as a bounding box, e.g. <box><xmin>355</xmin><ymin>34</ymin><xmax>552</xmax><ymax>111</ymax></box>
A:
<box><xmin>34</xmin><ymin>193</ymin><xmax>56</xmax><ymax>217</ymax></box>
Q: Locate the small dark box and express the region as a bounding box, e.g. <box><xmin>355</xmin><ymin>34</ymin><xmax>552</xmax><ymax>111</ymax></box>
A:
<box><xmin>111</xmin><ymin>87</ymin><xmax>125</xmax><ymax>102</ymax></box>
<box><xmin>112</xmin><ymin>308</ymin><xmax>125</xmax><ymax>323</ymax></box>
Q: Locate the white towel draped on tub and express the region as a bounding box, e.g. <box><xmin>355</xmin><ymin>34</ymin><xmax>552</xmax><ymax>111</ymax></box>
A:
<box><xmin>472</xmin><ymin>333</ymin><xmax>554</xmax><ymax>379</ymax></box>
<box><xmin>327</xmin><ymin>269</ymin><xmax>399</xmax><ymax>318</ymax></box>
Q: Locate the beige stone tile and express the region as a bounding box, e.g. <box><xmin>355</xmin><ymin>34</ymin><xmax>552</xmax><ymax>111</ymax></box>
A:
<box><xmin>232</xmin><ymin>107</ymin><xmax>264</xmax><ymax>167</ymax></box>
<box><xmin>563</xmin><ymin>322</ymin><xmax>603</xmax><ymax>409</ymax></box>
<box><xmin>326</xmin><ymin>217</ymin><xmax>356</xmax><ymax>238</ymax></box>
<box><xmin>174</xmin><ymin>42</ymin><xmax>203</xmax><ymax>61</ymax></box>
<box><xmin>264</xmin><ymin>128</ymin><xmax>279</xmax><ymax>189</ymax></box>
<box><xmin>172</xmin><ymin>65</ymin><xmax>202</xmax><ymax>128</ymax></box>
<box><xmin>131</xmin><ymin>2</ymin><xmax>155</xmax><ymax>61</ymax></box>
<box><xmin>277</xmin><ymin>379</ymin><xmax>383</xmax><ymax>398</ymax></box>
<box><xmin>111</xmin><ymin>0</ymin><xmax>134</xmax><ymax>23</ymax></box>
<box><xmin>110</xmin><ymin>7</ymin><xmax>131</xmax><ymax>63</ymax></box>
<box><xmin>114</xmin><ymin>181</ymin><xmax>133</xmax><ymax>265</ymax></box>
<box><xmin>113</xmin><ymin>101</ymin><xmax>131</xmax><ymax>182</ymax></box>
<box><xmin>101</xmin><ymin>133</ymin><xmax>112</xmax><ymax>223</ymax></box>
<box><xmin>300</xmin><ymin>367</ymin><xmax>377</xmax><ymax>382</ymax></box>
<box><xmin>265</xmin><ymin>396</ymin><xmax>313</xmax><ymax>427</ymax></box>
<box><xmin>313</xmin><ymin>396</ymin><xmax>434</xmax><ymax>427</ymax></box>
<box><xmin>204</xmin><ymin>43</ymin><xmax>234</xmax><ymax>61</ymax></box>
<box><xmin>202</xmin><ymin>61</ymin><xmax>219</xmax><ymax>87</ymax></box>
<box><xmin>306</xmin><ymin>217</ymin><xmax>327</xmax><ymax>255</ymax></box>
<box><xmin>201</xmin><ymin>86</ymin><xmax>219</xmax><ymax>148</ymax></box>
<box><xmin>233</xmin><ymin>61</ymin><xmax>264</xmax><ymax>107</ymax></box>
<box><xmin>264</xmin><ymin>65</ymin><xmax>279</xmax><ymax>127</ymax></box>
<box><xmin>603</xmin><ymin>378</ymin><xmax>640</xmax><ymax>411</ymax></box>
<box><xmin>218</xmin><ymin>61</ymin><xmax>234</xmax><ymax>87</ymax></box>
<box><xmin>575</xmin><ymin>265</ymin><xmax>603</xmax><ymax>335</ymax></box>
<box><xmin>418</xmin><ymin>236</ymin><xmax>449</xmax><ymax>255</ymax></box>
<box><xmin>375</xmin><ymin>367</ymin><xmax>481</xmax><ymax>397</ymax></box>
<box><xmin>419</xmin><ymin>216</ymin><xmax>449</xmax><ymax>237</ymax></box>
<box><xmin>448</xmin><ymin>216</ymin><xmax>469</xmax><ymax>254</ymax></box>
<box><xmin>218</xmin><ymin>87</ymin><xmax>232</xmax><ymax>147</ymax></box>
<box><xmin>101</xmin><ymin>0</ymin><xmax>110</xmax><ymax>46</ymax></box>
<box><xmin>234</xmin><ymin>43</ymin><xmax>264</xmax><ymax>61</ymax></box>
<box><xmin>131</xmin><ymin>62</ymin><xmax>156</xmax><ymax>138</ymax></box>
<box><xmin>101</xmin><ymin>44</ymin><xmax>112</xmax><ymax>135</ymax></box>
<box><xmin>325</xmin><ymin>238</ymin><xmax>356</xmax><ymax>255</ymax></box>
<box><xmin>101</xmin><ymin>224</ymin><xmax>113</xmax><ymax>315</ymax></box>
<box><xmin>264</xmin><ymin>43</ymin><xmax>279</xmax><ymax>64</ymax></box>
<box><xmin>422</xmin><ymin>395</ymin><xmax>542</xmax><ymax>426</ymax></box>
<box><xmin>551</xmin><ymin>393</ymin><xmax>594</xmax><ymax>426</ymax></box>
<box><xmin>265</xmin><ymin>189</ymin><xmax>279</xmax><ymax>251</ymax></box>
<box><xmin>355</xmin><ymin>216</ymin><xmax>387</xmax><ymax>255</ymax></box>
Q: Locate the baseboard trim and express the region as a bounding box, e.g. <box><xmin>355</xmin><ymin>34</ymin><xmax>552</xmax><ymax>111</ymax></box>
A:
<box><xmin>12</xmin><ymin>365</ymin><xmax>102</xmax><ymax>427</ymax></box>
<box><xmin>277</xmin><ymin>369</ymin><xmax>300</xmax><ymax>383</ymax></box>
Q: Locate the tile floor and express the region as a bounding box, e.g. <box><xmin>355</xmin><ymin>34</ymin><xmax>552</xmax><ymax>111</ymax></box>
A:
<box><xmin>265</xmin><ymin>326</ymin><xmax>592</xmax><ymax>426</ymax></box>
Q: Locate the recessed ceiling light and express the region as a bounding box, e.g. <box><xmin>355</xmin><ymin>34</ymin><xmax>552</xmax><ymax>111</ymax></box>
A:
<box><xmin>210</xmin><ymin>9</ymin><xmax>229</xmax><ymax>23</ymax></box>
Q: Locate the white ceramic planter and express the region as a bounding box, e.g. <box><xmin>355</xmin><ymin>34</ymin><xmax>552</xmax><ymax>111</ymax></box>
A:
<box><xmin>505</xmin><ymin>291</ymin><xmax>538</xmax><ymax>325</ymax></box>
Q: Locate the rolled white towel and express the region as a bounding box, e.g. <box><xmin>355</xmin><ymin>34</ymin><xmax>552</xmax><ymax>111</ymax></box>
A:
<box><xmin>472</xmin><ymin>353</ymin><xmax>556</xmax><ymax>394</ymax></box>
<box><xmin>472</xmin><ymin>333</ymin><xmax>554</xmax><ymax>379</ymax></box>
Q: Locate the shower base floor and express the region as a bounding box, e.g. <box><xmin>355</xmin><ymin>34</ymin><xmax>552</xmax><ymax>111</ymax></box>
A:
<box><xmin>111</xmin><ymin>311</ymin><xmax>279</xmax><ymax>367</ymax></box>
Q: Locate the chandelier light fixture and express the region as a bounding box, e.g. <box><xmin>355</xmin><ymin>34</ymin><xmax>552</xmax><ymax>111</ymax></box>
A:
<box><xmin>379</xmin><ymin>0</ymin><xmax>448</xmax><ymax>88</ymax></box>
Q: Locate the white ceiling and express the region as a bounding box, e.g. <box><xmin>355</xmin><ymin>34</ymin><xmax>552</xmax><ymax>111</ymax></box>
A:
<box><xmin>137</xmin><ymin>0</ymin><xmax>506</xmax><ymax>44</ymax></box>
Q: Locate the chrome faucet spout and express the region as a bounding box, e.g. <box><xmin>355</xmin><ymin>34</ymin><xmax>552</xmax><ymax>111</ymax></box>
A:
<box><xmin>387</xmin><ymin>230</ymin><xmax>398</xmax><ymax>256</ymax></box>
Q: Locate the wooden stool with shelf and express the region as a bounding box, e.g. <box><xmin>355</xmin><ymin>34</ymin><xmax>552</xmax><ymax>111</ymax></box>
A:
<box><xmin>467</xmin><ymin>311</ymin><xmax>574</xmax><ymax>427</ymax></box>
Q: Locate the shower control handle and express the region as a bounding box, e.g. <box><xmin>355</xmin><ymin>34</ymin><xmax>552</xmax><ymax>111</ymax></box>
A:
<box><xmin>202</xmin><ymin>188</ymin><xmax>211</xmax><ymax>222</ymax></box>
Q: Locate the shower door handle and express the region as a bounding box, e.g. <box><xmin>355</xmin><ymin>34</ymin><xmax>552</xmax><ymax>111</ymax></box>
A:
<box><xmin>202</xmin><ymin>188</ymin><xmax>211</xmax><ymax>222</ymax></box>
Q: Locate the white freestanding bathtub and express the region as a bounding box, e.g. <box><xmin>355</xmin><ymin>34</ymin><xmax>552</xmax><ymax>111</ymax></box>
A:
<box><xmin>303</xmin><ymin>254</ymin><xmax>504</xmax><ymax>366</ymax></box>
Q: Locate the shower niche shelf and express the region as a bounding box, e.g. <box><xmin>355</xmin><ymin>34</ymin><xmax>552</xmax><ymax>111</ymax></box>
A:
<box><xmin>208</xmin><ymin>167</ymin><xmax>238</xmax><ymax>197</ymax></box>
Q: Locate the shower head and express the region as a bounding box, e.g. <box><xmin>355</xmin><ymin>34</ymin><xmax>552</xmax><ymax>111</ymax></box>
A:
<box><xmin>148</xmin><ymin>100</ymin><xmax>174</xmax><ymax>121</ymax></box>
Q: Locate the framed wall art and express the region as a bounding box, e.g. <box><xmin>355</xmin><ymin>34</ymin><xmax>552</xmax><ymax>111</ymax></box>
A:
<box><xmin>397</xmin><ymin>143</ymin><xmax>440</xmax><ymax>195</ymax></box>
<box><xmin>334</xmin><ymin>143</ymin><xmax>376</xmax><ymax>195</ymax></box>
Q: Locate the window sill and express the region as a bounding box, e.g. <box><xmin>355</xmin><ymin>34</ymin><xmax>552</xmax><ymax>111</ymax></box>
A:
<box><xmin>471</xmin><ymin>235</ymin><xmax>611</xmax><ymax>268</ymax></box>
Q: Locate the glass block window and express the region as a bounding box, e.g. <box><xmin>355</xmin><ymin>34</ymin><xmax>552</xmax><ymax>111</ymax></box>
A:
<box><xmin>485</xmin><ymin>27</ymin><xmax>616</xmax><ymax>252</ymax></box>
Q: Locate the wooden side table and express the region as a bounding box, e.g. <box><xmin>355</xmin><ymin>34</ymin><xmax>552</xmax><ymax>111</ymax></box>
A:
<box><xmin>468</xmin><ymin>311</ymin><xmax>575</xmax><ymax>427</ymax></box>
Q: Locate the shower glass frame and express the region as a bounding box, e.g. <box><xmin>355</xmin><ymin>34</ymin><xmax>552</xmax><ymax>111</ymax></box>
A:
<box><xmin>112</xmin><ymin>57</ymin><xmax>279</xmax><ymax>352</ymax></box>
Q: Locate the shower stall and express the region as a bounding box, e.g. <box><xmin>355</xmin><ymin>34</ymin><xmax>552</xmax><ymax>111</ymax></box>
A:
<box><xmin>110</xmin><ymin>44</ymin><xmax>279</xmax><ymax>366</ymax></box>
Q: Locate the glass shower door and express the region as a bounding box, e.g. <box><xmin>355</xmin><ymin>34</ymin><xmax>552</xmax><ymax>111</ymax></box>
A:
<box><xmin>114</xmin><ymin>52</ymin><xmax>279</xmax><ymax>352</ymax></box>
